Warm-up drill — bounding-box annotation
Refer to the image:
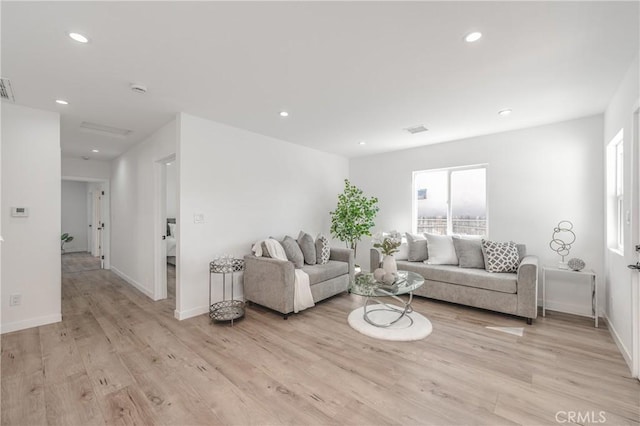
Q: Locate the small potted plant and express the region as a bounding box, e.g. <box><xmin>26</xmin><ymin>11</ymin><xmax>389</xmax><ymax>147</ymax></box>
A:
<box><xmin>61</xmin><ymin>233</ymin><xmax>74</xmax><ymax>253</ymax></box>
<box><xmin>372</xmin><ymin>231</ymin><xmax>402</xmax><ymax>274</ymax></box>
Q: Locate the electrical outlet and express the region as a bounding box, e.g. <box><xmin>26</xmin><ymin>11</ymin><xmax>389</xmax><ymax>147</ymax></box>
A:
<box><xmin>9</xmin><ymin>294</ymin><xmax>21</xmax><ymax>306</ymax></box>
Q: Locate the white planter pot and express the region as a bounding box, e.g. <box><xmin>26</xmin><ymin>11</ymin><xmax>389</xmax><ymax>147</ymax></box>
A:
<box><xmin>382</xmin><ymin>255</ymin><xmax>397</xmax><ymax>275</ymax></box>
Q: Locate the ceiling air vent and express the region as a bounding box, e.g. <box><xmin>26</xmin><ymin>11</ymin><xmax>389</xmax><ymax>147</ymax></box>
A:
<box><xmin>79</xmin><ymin>121</ymin><xmax>132</xmax><ymax>139</ymax></box>
<box><xmin>0</xmin><ymin>78</ymin><xmax>15</xmax><ymax>102</ymax></box>
<box><xmin>405</xmin><ymin>125</ymin><xmax>429</xmax><ymax>135</ymax></box>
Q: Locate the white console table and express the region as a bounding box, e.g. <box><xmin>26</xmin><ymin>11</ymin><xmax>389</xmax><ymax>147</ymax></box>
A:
<box><xmin>542</xmin><ymin>266</ymin><xmax>597</xmax><ymax>327</ymax></box>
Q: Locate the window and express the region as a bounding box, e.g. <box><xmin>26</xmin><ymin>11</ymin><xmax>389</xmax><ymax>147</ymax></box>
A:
<box><xmin>413</xmin><ymin>166</ymin><xmax>487</xmax><ymax>236</ymax></box>
<box><xmin>607</xmin><ymin>130</ymin><xmax>624</xmax><ymax>252</ymax></box>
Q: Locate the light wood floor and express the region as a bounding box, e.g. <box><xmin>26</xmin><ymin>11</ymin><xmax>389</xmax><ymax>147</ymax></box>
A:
<box><xmin>1</xmin><ymin>268</ymin><xmax>638</xmax><ymax>425</ymax></box>
<box><xmin>61</xmin><ymin>252</ymin><xmax>102</xmax><ymax>273</ymax></box>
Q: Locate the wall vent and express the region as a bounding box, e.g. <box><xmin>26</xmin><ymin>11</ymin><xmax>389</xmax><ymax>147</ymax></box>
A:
<box><xmin>80</xmin><ymin>121</ymin><xmax>132</xmax><ymax>139</ymax></box>
<box><xmin>0</xmin><ymin>78</ymin><xmax>15</xmax><ymax>102</ymax></box>
<box><xmin>405</xmin><ymin>125</ymin><xmax>429</xmax><ymax>135</ymax></box>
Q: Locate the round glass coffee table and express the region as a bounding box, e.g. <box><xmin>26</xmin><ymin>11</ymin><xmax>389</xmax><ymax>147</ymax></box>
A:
<box><xmin>348</xmin><ymin>270</ymin><xmax>425</xmax><ymax>328</ymax></box>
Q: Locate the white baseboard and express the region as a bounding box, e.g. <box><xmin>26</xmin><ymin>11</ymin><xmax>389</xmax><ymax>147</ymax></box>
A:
<box><xmin>111</xmin><ymin>266</ymin><xmax>154</xmax><ymax>299</ymax></box>
<box><xmin>174</xmin><ymin>305</ymin><xmax>208</xmax><ymax>320</ymax></box>
<box><xmin>1</xmin><ymin>313</ymin><xmax>61</xmax><ymax>334</ymax></box>
<box><xmin>603</xmin><ymin>312</ymin><xmax>633</xmax><ymax>373</ymax></box>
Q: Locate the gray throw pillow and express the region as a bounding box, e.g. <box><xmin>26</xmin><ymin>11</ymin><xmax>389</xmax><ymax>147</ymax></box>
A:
<box><xmin>452</xmin><ymin>237</ymin><xmax>485</xmax><ymax>269</ymax></box>
<box><xmin>406</xmin><ymin>232</ymin><xmax>428</xmax><ymax>262</ymax></box>
<box><xmin>281</xmin><ymin>236</ymin><xmax>304</xmax><ymax>268</ymax></box>
<box><xmin>315</xmin><ymin>234</ymin><xmax>330</xmax><ymax>264</ymax></box>
<box><xmin>297</xmin><ymin>231</ymin><xmax>316</xmax><ymax>265</ymax></box>
<box><xmin>516</xmin><ymin>243</ymin><xmax>527</xmax><ymax>261</ymax></box>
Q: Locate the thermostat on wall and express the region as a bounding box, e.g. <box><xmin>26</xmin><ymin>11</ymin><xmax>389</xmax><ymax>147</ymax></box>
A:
<box><xmin>11</xmin><ymin>207</ymin><xmax>28</xmax><ymax>217</ymax></box>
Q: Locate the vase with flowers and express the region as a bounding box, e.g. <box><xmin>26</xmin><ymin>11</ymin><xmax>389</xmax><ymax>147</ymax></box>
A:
<box><xmin>372</xmin><ymin>231</ymin><xmax>402</xmax><ymax>275</ymax></box>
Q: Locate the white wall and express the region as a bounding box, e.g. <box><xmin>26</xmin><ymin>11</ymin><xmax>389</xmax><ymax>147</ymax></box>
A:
<box><xmin>166</xmin><ymin>162</ymin><xmax>177</xmax><ymax>218</ymax></box>
<box><xmin>603</xmin><ymin>54</ymin><xmax>639</xmax><ymax>369</ymax></box>
<box><xmin>61</xmin><ymin>180</ymin><xmax>88</xmax><ymax>252</ymax></box>
<box><xmin>1</xmin><ymin>104</ymin><xmax>61</xmax><ymax>333</ymax></box>
<box><xmin>177</xmin><ymin>113</ymin><xmax>349</xmax><ymax>319</ymax></box>
<box><xmin>350</xmin><ymin>115</ymin><xmax>604</xmax><ymax>318</ymax></box>
<box><xmin>110</xmin><ymin>120</ymin><xmax>177</xmax><ymax>298</ymax></box>
<box><xmin>62</xmin><ymin>157</ymin><xmax>111</xmax><ymax>180</ymax></box>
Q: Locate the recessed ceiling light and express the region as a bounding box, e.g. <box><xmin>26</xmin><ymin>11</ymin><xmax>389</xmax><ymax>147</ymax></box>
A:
<box><xmin>498</xmin><ymin>109</ymin><xmax>512</xmax><ymax>116</ymax></box>
<box><xmin>91</xmin><ymin>149</ymin><xmax>99</xmax><ymax>153</ymax></box>
<box><xmin>166</xmin><ymin>162</ymin><xmax>172</xmax><ymax>166</ymax></box>
<box><xmin>359</xmin><ymin>141</ymin><xmax>366</xmax><ymax>145</ymax></box>
<box><xmin>464</xmin><ymin>32</ymin><xmax>482</xmax><ymax>43</ymax></box>
<box><xmin>279</xmin><ymin>111</ymin><xmax>289</xmax><ymax>117</ymax></box>
<box><xmin>68</xmin><ymin>32</ymin><xmax>89</xmax><ymax>43</ymax></box>
<box><xmin>55</xmin><ymin>99</ymin><xmax>69</xmax><ymax>105</ymax></box>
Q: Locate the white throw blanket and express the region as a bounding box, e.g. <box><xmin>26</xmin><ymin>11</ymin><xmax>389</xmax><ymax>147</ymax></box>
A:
<box><xmin>252</xmin><ymin>239</ymin><xmax>315</xmax><ymax>313</ymax></box>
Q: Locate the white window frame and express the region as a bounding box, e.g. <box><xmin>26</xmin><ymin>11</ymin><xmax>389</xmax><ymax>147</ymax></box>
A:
<box><xmin>412</xmin><ymin>164</ymin><xmax>488</xmax><ymax>236</ymax></box>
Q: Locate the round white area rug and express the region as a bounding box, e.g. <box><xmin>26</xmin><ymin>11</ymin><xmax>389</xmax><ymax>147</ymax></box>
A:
<box><xmin>348</xmin><ymin>305</ymin><xmax>433</xmax><ymax>341</ymax></box>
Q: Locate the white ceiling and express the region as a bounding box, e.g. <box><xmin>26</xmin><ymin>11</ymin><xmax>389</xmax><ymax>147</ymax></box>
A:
<box><xmin>2</xmin><ymin>1</ymin><xmax>638</xmax><ymax>160</ymax></box>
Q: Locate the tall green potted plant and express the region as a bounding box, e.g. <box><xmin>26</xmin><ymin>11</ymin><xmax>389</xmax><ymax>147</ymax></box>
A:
<box><xmin>61</xmin><ymin>233</ymin><xmax>74</xmax><ymax>253</ymax></box>
<box><xmin>330</xmin><ymin>179</ymin><xmax>379</xmax><ymax>258</ymax></box>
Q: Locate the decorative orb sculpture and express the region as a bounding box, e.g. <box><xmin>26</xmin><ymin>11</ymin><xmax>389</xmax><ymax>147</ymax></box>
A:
<box><xmin>382</xmin><ymin>272</ymin><xmax>396</xmax><ymax>285</ymax></box>
<box><xmin>373</xmin><ymin>268</ymin><xmax>386</xmax><ymax>282</ymax></box>
<box><xmin>549</xmin><ymin>220</ymin><xmax>576</xmax><ymax>262</ymax></box>
<box><xmin>568</xmin><ymin>258</ymin><xmax>585</xmax><ymax>271</ymax></box>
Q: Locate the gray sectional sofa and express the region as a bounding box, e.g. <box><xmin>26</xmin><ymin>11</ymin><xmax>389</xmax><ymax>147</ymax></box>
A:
<box><xmin>244</xmin><ymin>247</ymin><xmax>354</xmax><ymax>318</ymax></box>
<box><xmin>370</xmin><ymin>247</ymin><xmax>538</xmax><ymax>323</ymax></box>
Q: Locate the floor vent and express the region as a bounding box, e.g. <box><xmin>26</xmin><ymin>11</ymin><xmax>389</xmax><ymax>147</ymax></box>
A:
<box><xmin>80</xmin><ymin>121</ymin><xmax>132</xmax><ymax>139</ymax></box>
<box><xmin>405</xmin><ymin>125</ymin><xmax>429</xmax><ymax>135</ymax></box>
<box><xmin>0</xmin><ymin>78</ymin><xmax>15</xmax><ymax>102</ymax></box>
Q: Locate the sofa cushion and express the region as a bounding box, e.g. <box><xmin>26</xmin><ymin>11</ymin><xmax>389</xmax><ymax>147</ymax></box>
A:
<box><xmin>297</xmin><ymin>231</ymin><xmax>316</xmax><ymax>265</ymax></box>
<box><xmin>482</xmin><ymin>240</ymin><xmax>520</xmax><ymax>273</ymax></box>
<box><xmin>302</xmin><ymin>260</ymin><xmax>349</xmax><ymax>285</ymax></box>
<box><xmin>406</xmin><ymin>232</ymin><xmax>428</xmax><ymax>262</ymax></box>
<box><xmin>425</xmin><ymin>233</ymin><xmax>458</xmax><ymax>265</ymax></box>
<box><xmin>452</xmin><ymin>236</ymin><xmax>485</xmax><ymax>268</ymax></box>
<box><xmin>281</xmin><ymin>236</ymin><xmax>304</xmax><ymax>268</ymax></box>
<box><xmin>396</xmin><ymin>261</ymin><xmax>517</xmax><ymax>294</ymax></box>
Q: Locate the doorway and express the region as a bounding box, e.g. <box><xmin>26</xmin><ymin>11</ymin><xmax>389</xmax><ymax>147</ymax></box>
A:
<box><xmin>61</xmin><ymin>178</ymin><xmax>109</xmax><ymax>273</ymax></box>
<box><xmin>153</xmin><ymin>154</ymin><xmax>177</xmax><ymax>308</ymax></box>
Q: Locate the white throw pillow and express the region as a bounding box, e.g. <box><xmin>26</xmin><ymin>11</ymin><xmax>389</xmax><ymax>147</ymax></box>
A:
<box><xmin>424</xmin><ymin>233</ymin><xmax>458</xmax><ymax>265</ymax></box>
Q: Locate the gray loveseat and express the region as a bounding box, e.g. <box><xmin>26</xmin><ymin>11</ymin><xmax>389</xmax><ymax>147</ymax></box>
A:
<box><xmin>370</xmin><ymin>248</ymin><xmax>538</xmax><ymax>324</ymax></box>
<box><xmin>244</xmin><ymin>248</ymin><xmax>354</xmax><ymax>318</ymax></box>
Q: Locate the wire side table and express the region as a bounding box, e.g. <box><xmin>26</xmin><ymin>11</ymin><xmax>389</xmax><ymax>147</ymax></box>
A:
<box><xmin>209</xmin><ymin>257</ymin><xmax>245</xmax><ymax>325</ymax></box>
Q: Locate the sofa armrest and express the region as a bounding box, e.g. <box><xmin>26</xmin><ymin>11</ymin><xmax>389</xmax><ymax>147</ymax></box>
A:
<box><xmin>329</xmin><ymin>247</ymin><xmax>355</xmax><ymax>283</ymax></box>
<box><xmin>370</xmin><ymin>248</ymin><xmax>381</xmax><ymax>272</ymax></box>
<box><xmin>243</xmin><ymin>255</ymin><xmax>295</xmax><ymax>314</ymax></box>
<box><xmin>516</xmin><ymin>255</ymin><xmax>538</xmax><ymax>319</ymax></box>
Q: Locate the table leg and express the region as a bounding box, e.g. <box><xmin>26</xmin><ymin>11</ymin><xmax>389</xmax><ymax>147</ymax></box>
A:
<box><xmin>542</xmin><ymin>269</ymin><xmax>546</xmax><ymax>317</ymax></box>
<box><xmin>363</xmin><ymin>292</ymin><xmax>415</xmax><ymax>328</ymax></box>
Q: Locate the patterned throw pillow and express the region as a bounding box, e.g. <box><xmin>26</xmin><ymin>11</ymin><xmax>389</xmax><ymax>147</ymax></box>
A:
<box><xmin>481</xmin><ymin>240</ymin><xmax>520</xmax><ymax>273</ymax></box>
<box><xmin>315</xmin><ymin>234</ymin><xmax>330</xmax><ymax>264</ymax></box>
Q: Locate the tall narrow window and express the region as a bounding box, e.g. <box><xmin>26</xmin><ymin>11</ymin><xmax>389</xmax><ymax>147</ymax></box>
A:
<box><xmin>615</xmin><ymin>139</ymin><xmax>624</xmax><ymax>251</ymax></box>
<box><xmin>414</xmin><ymin>166</ymin><xmax>487</xmax><ymax>236</ymax></box>
<box><xmin>607</xmin><ymin>129</ymin><xmax>624</xmax><ymax>253</ymax></box>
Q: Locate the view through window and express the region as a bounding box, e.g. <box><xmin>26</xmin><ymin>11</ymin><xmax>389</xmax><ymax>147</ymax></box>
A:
<box><xmin>414</xmin><ymin>166</ymin><xmax>487</xmax><ymax>236</ymax></box>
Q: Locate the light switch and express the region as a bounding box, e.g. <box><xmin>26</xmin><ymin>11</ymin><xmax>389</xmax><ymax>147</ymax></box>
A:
<box><xmin>194</xmin><ymin>213</ymin><xmax>205</xmax><ymax>224</ymax></box>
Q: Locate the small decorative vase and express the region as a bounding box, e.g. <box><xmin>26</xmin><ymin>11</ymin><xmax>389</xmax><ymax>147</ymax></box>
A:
<box><xmin>382</xmin><ymin>254</ymin><xmax>397</xmax><ymax>275</ymax></box>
